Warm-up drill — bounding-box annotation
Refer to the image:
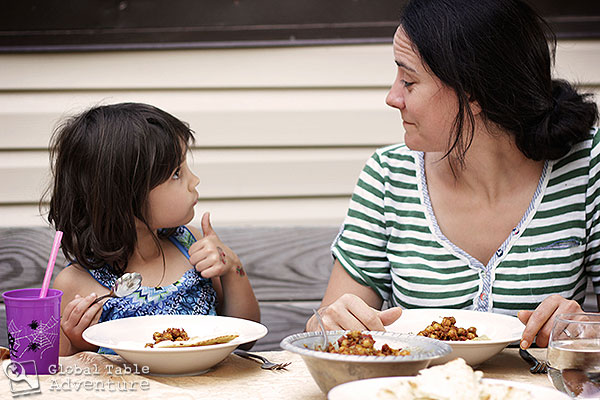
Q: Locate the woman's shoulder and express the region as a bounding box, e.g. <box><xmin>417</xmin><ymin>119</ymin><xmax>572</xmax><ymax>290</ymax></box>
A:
<box><xmin>558</xmin><ymin>127</ymin><xmax>600</xmax><ymax>163</ymax></box>
<box><xmin>591</xmin><ymin>127</ymin><xmax>600</xmax><ymax>151</ymax></box>
<box><xmin>370</xmin><ymin>143</ymin><xmax>419</xmax><ymax>167</ymax></box>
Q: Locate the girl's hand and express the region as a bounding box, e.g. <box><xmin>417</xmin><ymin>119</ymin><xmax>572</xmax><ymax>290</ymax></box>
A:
<box><xmin>518</xmin><ymin>294</ymin><xmax>583</xmax><ymax>349</ymax></box>
<box><xmin>189</xmin><ymin>212</ymin><xmax>244</xmax><ymax>279</ymax></box>
<box><xmin>306</xmin><ymin>293</ymin><xmax>403</xmax><ymax>332</ymax></box>
<box><xmin>60</xmin><ymin>293</ymin><xmax>103</xmax><ymax>352</ymax></box>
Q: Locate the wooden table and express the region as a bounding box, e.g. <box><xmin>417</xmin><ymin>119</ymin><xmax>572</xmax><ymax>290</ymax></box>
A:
<box><xmin>0</xmin><ymin>348</ymin><xmax>554</xmax><ymax>399</ymax></box>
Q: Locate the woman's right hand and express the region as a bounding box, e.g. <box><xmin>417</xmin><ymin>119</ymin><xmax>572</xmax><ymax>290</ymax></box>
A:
<box><xmin>60</xmin><ymin>293</ymin><xmax>103</xmax><ymax>352</ymax></box>
<box><xmin>306</xmin><ymin>293</ymin><xmax>403</xmax><ymax>332</ymax></box>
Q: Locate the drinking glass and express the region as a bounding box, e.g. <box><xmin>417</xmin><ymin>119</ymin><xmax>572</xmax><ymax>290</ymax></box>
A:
<box><xmin>2</xmin><ymin>288</ymin><xmax>62</xmax><ymax>375</ymax></box>
<box><xmin>547</xmin><ymin>313</ymin><xmax>600</xmax><ymax>398</ymax></box>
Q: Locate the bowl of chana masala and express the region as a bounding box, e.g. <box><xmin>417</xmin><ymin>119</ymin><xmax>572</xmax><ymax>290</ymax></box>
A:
<box><xmin>280</xmin><ymin>330</ymin><xmax>451</xmax><ymax>394</ymax></box>
<box><xmin>385</xmin><ymin>309</ymin><xmax>525</xmax><ymax>366</ymax></box>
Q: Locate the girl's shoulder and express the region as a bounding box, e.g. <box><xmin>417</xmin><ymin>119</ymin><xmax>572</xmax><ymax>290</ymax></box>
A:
<box><xmin>53</xmin><ymin>263</ymin><xmax>95</xmax><ymax>287</ymax></box>
<box><xmin>185</xmin><ymin>225</ymin><xmax>202</xmax><ymax>239</ymax></box>
<box><xmin>166</xmin><ymin>225</ymin><xmax>201</xmax><ymax>250</ymax></box>
<box><xmin>53</xmin><ymin>264</ymin><xmax>108</xmax><ymax>302</ymax></box>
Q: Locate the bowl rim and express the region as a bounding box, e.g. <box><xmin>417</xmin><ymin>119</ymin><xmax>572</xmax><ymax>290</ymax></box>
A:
<box><xmin>386</xmin><ymin>308</ymin><xmax>524</xmax><ymax>346</ymax></box>
<box><xmin>83</xmin><ymin>314</ymin><xmax>268</xmax><ymax>352</ymax></box>
<box><xmin>280</xmin><ymin>330</ymin><xmax>452</xmax><ymax>362</ymax></box>
<box><xmin>327</xmin><ymin>376</ymin><xmax>571</xmax><ymax>399</ymax></box>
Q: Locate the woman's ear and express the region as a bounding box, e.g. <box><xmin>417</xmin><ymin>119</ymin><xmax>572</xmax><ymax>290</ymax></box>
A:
<box><xmin>469</xmin><ymin>98</ymin><xmax>482</xmax><ymax>116</ymax></box>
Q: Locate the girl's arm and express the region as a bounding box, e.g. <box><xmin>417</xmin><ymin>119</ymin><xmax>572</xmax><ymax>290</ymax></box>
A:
<box><xmin>188</xmin><ymin>214</ymin><xmax>260</xmax><ymax>323</ymax></box>
<box><xmin>53</xmin><ymin>265</ymin><xmax>104</xmax><ymax>355</ymax></box>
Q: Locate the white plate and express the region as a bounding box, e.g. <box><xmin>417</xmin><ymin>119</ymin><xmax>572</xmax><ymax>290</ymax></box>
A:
<box><xmin>328</xmin><ymin>376</ymin><xmax>570</xmax><ymax>400</ymax></box>
<box><xmin>83</xmin><ymin>314</ymin><xmax>268</xmax><ymax>375</ymax></box>
<box><xmin>385</xmin><ymin>309</ymin><xmax>524</xmax><ymax>365</ymax></box>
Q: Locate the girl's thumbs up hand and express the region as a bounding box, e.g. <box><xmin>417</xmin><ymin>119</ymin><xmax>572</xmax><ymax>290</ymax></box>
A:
<box><xmin>200</xmin><ymin>211</ymin><xmax>216</xmax><ymax>237</ymax></box>
<box><xmin>189</xmin><ymin>212</ymin><xmax>244</xmax><ymax>279</ymax></box>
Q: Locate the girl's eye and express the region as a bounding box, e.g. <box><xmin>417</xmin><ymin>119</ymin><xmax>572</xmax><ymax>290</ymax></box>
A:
<box><xmin>401</xmin><ymin>79</ymin><xmax>415</xmax><ymax>88</ymax></box>
<box><xmin>172</xmin><ymin>168</ymin><xmax>181</xmax><ymax>180</ymax></box>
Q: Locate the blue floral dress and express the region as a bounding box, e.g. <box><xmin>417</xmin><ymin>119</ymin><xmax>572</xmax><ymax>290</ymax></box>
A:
<box><xmin>87</xmin><ymin>226</ymin><xmax>218</xmax><ymax>354</ymax></box>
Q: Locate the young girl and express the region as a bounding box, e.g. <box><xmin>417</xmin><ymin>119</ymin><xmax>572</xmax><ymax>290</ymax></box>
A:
<box><xmin>48</xmin><ymin>102</ymin><xmax>260</xmax><ymax>356</ymax></box>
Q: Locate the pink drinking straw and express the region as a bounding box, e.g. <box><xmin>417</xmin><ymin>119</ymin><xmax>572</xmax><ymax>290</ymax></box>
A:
<box><xmin>40</xmin><ymin>230</ymin><xmax>63</xmax><ymax>298</ymax></box>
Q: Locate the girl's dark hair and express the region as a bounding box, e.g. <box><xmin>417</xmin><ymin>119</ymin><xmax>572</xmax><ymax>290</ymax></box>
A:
<box><xmin>400</xmin><ymin>0</ymin><xmax>598</xmax><ymax>163</ymax></box>
<box><xmin>45</xmin><ymin>102</ymin><xmax>195</xmax><ymax>274</ymax></box>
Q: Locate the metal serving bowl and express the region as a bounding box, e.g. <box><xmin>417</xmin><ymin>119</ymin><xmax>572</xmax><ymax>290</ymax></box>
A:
<box><xmin>280</xmin><ymin>330</ymin><xmax>451</xmax><ymax>393</ymax></box>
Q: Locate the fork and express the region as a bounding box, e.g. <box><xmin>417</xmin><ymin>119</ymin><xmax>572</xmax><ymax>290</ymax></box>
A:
<box><xmin>519</xmin><ymin>348</ymin><xmax>548</xmax><ymax>374</ymax></box>
<box><xmin>233</xmin><ymin>349</ymin><xmax>291</xmax><ymax>371</ymax></box>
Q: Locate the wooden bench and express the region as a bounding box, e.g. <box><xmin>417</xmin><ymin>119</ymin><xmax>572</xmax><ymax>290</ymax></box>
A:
<box><xmin>1</xmin><ymin>226</ymin><xmax>597</xmax><ymax>351</ymax></box>
<box><xmin>0</xmin><ymin>226</ymin><xmax>337</xmax><ymax>351</ymax></box>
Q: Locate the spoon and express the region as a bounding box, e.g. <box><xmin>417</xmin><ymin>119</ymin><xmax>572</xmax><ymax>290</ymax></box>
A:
<box><xmin>92</xmin><ymin>272</ymin><xmax>142</xmax><ymax>304</ymax></box>
<box><xmin>312</xmin><ymin>308</ymin><xmax>329</xmax><ymax>349</ymax></box>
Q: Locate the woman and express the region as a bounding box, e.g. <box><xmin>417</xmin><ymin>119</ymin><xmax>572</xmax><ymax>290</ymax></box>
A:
<box><xmin>306</xmin><ymin>0</ymin><xmax>599</xmax><ymax>350</ymax></box>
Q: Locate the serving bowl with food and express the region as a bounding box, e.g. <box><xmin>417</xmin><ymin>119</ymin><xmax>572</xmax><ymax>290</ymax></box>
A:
<box><xmin>280</xmin><ymin>330</ymin><xmax>451</xmax><ymax>393</ymax></box>
<box><xmin>328</xmin><ymin>358</ymin><xmax>570</xmax><ymax>400</ymax></box>
<box><xmin>385</xmin><ymin>309</ymin><xmax>524</xmax><ymax>365</ymax></box>
<box><xmin>82</xmin><ymin>314</ymin><xmax>268</xmax><ymax>375</ymax></box>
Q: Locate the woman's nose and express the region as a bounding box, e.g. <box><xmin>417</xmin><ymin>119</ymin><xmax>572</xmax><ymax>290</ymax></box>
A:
<box><xmin>386</xmin><ymin>80</ymin><xmax>406</xmax><ymax>110</ymax></box>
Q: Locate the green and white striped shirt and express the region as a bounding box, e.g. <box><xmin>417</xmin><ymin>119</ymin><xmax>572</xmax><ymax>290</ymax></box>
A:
<box><xmin>332</xmin><ymin>128</ymin><xmax>600</xmax><ymax>316</ymax></box>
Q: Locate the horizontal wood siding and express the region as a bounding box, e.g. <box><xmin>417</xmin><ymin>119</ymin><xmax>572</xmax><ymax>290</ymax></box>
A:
<box><xmin>0</xmin><ymin>41</ymin><xmax>598</xmax><ymax>227</ymax></box>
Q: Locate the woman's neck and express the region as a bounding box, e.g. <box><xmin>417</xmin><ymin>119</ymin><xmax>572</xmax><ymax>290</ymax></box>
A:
<box><xmin>427</xmin><ymin>125</ymin><xmax>544</xmax><ymax>203</ymax></box>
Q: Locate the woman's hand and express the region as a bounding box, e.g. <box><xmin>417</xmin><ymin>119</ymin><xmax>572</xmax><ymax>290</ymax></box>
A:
<box><xmin>518</xmin><ymin>294</ymin><xmax>583</xmax><ymax>348</ymax></box>
<box><xmin>306</xmin><ymin>293</ymin><xmax>403</xmax><ymax>332</ymax></box>
<box><xmin>60</xmin><ymin>293</ymin><xmax>103</xmax><ymax>352</ymax></box>
<box><xmin>189</xmin><ymin>213</ymin><xmax>243</xmax><ymax>279</ymax></box>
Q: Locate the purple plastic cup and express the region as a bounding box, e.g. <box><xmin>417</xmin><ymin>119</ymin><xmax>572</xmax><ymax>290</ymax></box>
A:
<box><xmin>2</xmin><ymin>288</ymin><xmax>63</xmax><ymax>375</ymax></box>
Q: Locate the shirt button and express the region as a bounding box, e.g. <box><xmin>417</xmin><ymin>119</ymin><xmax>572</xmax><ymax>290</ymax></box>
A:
<box><xmin>496</xmin><ymin>249</ymin><xmax>503</xmax><ymax>257</ymax></box>
<box><xmin>512</xmin><ymin>228</ymin><xmax>519</xmax><ymax>235</ymax></box>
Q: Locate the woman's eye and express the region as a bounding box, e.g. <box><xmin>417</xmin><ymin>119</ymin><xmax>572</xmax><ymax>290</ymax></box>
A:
<box><xmin>402</xmin><ymin>79</ymin><xmax>415</xmax><ymax>88</ymax></box>
<box><xmin>172</xmin><ymin>168</ymin><xmax>181</xmax><ymax>180</ymax></box>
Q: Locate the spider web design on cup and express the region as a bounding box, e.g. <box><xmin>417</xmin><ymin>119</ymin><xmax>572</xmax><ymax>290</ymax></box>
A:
<box><xmin>7</xmin><ymin>316</ymin><xmax>60</xmax><ymax>358</ymax></box>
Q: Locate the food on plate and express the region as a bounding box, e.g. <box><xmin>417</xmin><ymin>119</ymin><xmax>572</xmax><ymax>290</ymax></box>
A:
<box><xmin>145</xmin><ymin>327</ymin><xmax>238</xmax><ymax>348</ymax></box>
<box><xmin>149</xmin><ymin>327</ymin><xmax>189</xmax><ymax>345</ymax></box>
<box><xmin>377</xmin><ymin>358</ymin><xmax>531</xmax><ymax>400</ymax></box>
<box><xmin>417</xmin><ymin>316</ymin><xmax>478</xmax><ymax>341</ymax></box>
<box><xmin>315</xmin><ymin>330</ymin><xmax>410</xmax><ymax>356</ymax></box>
<box><xmin>0</xmin><ymin>346</ymin><xmax>9</xmax><ymax>361</ymax></box>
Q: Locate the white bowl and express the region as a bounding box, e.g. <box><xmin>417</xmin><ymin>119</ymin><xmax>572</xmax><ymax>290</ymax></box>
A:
<box><xmin>280</xmin><ymin>330</ymin><xmax>451</xmax><ymax>393</ymax></box>
<box><xmin>385</xmin><ymin>309</ymin><xmax>524</xmax><ymax>365</ymax></box>
<box><xmin>328</xmin><ymin>376</ymin><xmax>570</xmax><ymax>400</ymax></box>
<box><xmin>83</xmin><ymin>315</ymin><xmax>268</xmax><ymax>375</ymax></box>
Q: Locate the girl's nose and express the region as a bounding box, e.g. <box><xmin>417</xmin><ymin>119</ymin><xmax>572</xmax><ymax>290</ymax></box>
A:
<box><xmin>386</xmin><ymin>80</ymin><xmax>406</xmax><ymax>110</ymax></box>
<box><xmin>190</xmin><ymin>171</ymin><xmax>200</xmax><ymax>189</ymax></box>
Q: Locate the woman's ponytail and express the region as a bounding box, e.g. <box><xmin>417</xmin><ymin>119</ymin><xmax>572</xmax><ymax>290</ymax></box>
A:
<box><xmin>518</xmin><ymin>80</ymin><xmax>598</xmax><ymax>160</ymax></box>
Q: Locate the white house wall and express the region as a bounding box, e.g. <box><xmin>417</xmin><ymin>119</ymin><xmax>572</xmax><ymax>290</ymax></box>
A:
<box><xmin>0</xmin><ymin>41</ymin><xmax>598</xmax><ymax>227</ymax></box>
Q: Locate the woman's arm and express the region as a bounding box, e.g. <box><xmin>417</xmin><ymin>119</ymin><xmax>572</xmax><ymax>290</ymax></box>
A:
<box><xmin>517</xmin><ymin>294</ymin><xmax>585</xmax><ymax>349</ymax></box>
<box><xmin>305</xmin><ymin>260</ymin><xmax>402</xmax><ymax>331</ymax></box>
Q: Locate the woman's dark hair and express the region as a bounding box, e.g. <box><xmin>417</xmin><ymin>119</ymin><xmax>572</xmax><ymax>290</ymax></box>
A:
<box><xmin>400</xmin><ymin>0</ymin><xmax>598</xmax><ymax>163</ymax></box>
<box><xmin>45</xmin><ymin>102</ymin><xmax>195</xmax><ymax>275</ymax></box>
